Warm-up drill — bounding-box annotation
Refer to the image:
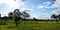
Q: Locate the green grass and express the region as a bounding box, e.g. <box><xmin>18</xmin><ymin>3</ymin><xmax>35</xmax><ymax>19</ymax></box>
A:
<box><xmin>0</xmin><ymin>20</ymin><xmax>60</xmax><ymax>30</ymax></box>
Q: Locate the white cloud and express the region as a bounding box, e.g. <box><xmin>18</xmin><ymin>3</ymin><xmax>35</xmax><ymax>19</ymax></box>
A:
<box><xmin>51</xmin><ymin>0</ymin><xmax>60</xmax><ymax>15</ymax></box>
<box><xmin>38</xmin><ymin>2</ymin><xmax>51</xmax><ymax>10</ymax></box>
<box><xmin>52</xmin><ymin>10</ymin><xmax>60</xmax><ymax>15</ymax></box>
<box><xmin>38</xmin><ymin>5</ymin><xmax>44</xmax><ymax>9</ymax></box>
<box><xmin>43</xmin><ymin>2</ymin><xmax>51</xmax><ymax>6</ymax></box>
<box><xmin>38</xmin><ymin>0</ymin><xmax>60</xmax><ymax>10</ymax></box>
<box><xmin>0</xmin><ymin>0</ymin><xmax>24</xmax><ymax>17</ymax></box>
<box><xmin>55</xmin><ymin>0</ymin><xmax>60</xmax><ymax>3</ymax></box>
<box><xmin>30</xmin><ymin>13</ymin><xmax>50</xmax><ymax>19</ymax></box>
<box><xmin>51</xmin><ymin>3</ymin><xmax>60</xmax><ymax>8</ymax></box>
<box><xmin>51</xmin><ymin>0</ymin><xmax>60</xmax><ymax>8</ymax></box>
<box><xmin>20</xmin><ymin>8</ymin><xmax>33</xmax><ymax>12</ymax></box>
<box><xmin>0</xmin><ymin>0</ymin><xmax>24</xmax><ymax>8</ymax></box>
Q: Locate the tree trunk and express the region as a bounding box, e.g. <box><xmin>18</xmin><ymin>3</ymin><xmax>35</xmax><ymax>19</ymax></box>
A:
<box><xmin>56</xmin><ymin>18</ymin><xmax>58</xmax><ymax>23</ymax></box>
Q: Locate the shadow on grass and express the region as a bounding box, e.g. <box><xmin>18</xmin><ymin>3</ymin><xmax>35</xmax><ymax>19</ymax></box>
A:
<box><xmin>0</xmin><ymin>23</ymin><xmax>7</xmax><ymax>25</ymax></box>
<box><xmin>17</xmin><ymin>26</ymin><xmax>33</xmax><ymax>30</ymax></box>
<box><xmin>7</xmin><ymin>26</ymin><xmax>34</xmax><ymax>30</ymax></box>
<box><xmin>7</xmin><ymin>26</ymin><xmax>16</xmax><ymax>29</ymax></box>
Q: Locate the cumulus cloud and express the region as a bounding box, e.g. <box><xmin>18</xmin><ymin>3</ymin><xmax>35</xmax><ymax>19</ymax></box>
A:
<box><xmin>55</xmin><ymin>0</ymin><xmax>60</xmax><ymax>3</ymax></box>
<box><xmin>30</xmin><ymin>13</ymin><xmax>50</xmax><ymax>19</ymax></box>
<box><xmin>0</xmin><ymin>0</ymin><xmax>24</xmax><ymax>8</ymax></box>
<box><xmin>50</xmin><ymin>0</ymin><xmax>60</xmax><ymax>8</ymax></box>
<box><xmin>52</xmin><ymin>10</ymin><xmax>60</xmax><ymax>15</ymax></box>
<box><xmin>0</xmin><ymin>0</ymin><xmax>17</xmax><ymax>8</ymax></box>
<box><xmin>38</xmin><ymin>0</ymin><xmax>60</xmax><ymax>10</ymax></box>
<box><xmin>51</xmin><ymin>0</ymin><xmax>60</xmax><ymax>8</ymax></box>
<box><xmin>20</xmin><ymin>8</ymin><xmax>33</xmax><ymax>12</ymax></box>
<box><xmin>38</xmin><ymin>2</ymin><xmax>52</xmax><ymax>10</ymax></box>
<box><xmin>0</xmin><ymin>0</ymin><xmax>24</xmax><ymax>16</ymax></box>
<box><xmin>43</xmin><ymin>2</ymin><xmax>51</xmax><ymax>6</ymax></box>
<box><xmin>51</xmin><ymin>0</ymin><xmax>60</xmax><ymax>15</ymax></box>
<box><xmin>38</xmin><ymin>5</ymin><xmax>44</xmax><ymax>10</ymax></box>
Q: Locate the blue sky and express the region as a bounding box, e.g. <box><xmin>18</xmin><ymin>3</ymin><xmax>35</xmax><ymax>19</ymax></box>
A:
<box><xmin>0</xmin><ymin>0</ymin><xmax>60</xmax><ymax>19</ymax></box>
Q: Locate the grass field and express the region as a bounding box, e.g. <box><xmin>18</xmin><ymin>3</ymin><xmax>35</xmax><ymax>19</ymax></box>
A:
<box><xmin>0</xmin><ymin>20</ymin><xmax>60</xmax><ymax>30</ymax></box>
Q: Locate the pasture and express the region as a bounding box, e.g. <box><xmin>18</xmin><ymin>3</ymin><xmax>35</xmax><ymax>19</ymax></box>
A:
<box><xmin>0</xmin><ymin>20</ymin><xmax>60</xmax><ymax>30</ymax></box>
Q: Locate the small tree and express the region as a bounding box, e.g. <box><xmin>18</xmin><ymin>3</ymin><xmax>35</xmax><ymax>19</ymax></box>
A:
<box><xmin>58</xmin><ymin>14</ymin><xmax>60</xmax><ymax>20</ymax></box>
<box><xmin>21</xmin><ymin>11</ymin><xmax>30</xmax><ymax>24</ymax></box>
<box><xmin>51</xmin><ymin>14</ymin><xmax>58</xmax><ymax>23</ymax></box>
<box><xmin>3</xmin><ymin>16</ymin><xmax>8</xmax><ymax>24</ymax></box>
<box><xmin>8</xmin><ymin>12</ymin><xmax>13</xmax><ymax>20</ymax></box>
<box><xmin>33</xmin><ymin>18</ymin><xmax>37</xmax><ymax>23</ymax></box>
<box><xmin>0</xmin><ymin>16</ymin><xmax>8</xmax><ymax>25</ymax></box>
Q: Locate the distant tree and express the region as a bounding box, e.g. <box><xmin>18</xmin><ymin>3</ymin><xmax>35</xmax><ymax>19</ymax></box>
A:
<box><xmin>58</xmin><ymin>14</ymin><xmax>60</xmax><ymax>20</ymax></box>
<box><xmin>0</xmin><ymin>14</ymin><xmax>1</xmax><ymax>24</ymax></box>
<box><xmin>51</xmin><ymin>14</ymin><xmax>58</xmax><ymax>23</ymax></box>
<box><xmin>33</xmin><ymin>18</ymin><xmax>36</xmax><ymax>21</ymax></box>
<box><xmin>21</xmin><ymin>11</ymin><xmax>30</xmax><ymax>24</ymax></box>
<box><xmin>1</xmin><ymin>16</ymin><xmax>8</xmax><ymax>25</ymax></box>
<box><xmin>33</xmin><ymin>18</ymin><xmax>38</xmax><ymax>23</ymax></box>
<box><xmin>47</xmin><ymin>19</ymin><xmax>50</xmax><ymax>22</ymax></box>
<box><xmin>0</xmin><ymin>14</ymin><xmax>1</xmax><ymax>19</ymax></box>
<box><xmin>8</xmin><ymin>12</ymin><xmax>13</xmax><ymax>20</ymax></box>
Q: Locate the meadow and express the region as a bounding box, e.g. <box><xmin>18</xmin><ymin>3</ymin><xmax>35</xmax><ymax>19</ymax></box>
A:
<box><xmin>0</xmin><ymin>20</ymin><xmax>60</xmax><ymax>30</ymax></box>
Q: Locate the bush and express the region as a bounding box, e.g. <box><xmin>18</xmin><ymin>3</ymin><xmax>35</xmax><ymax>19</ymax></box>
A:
<box><xmin>0</xmin><ymin>20</ymin><xmax>7</xmax><ymax>25</ymax></box>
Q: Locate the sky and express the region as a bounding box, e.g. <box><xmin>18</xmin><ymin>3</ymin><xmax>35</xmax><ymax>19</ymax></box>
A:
<box><xmin>0</xmin><ymin>0</ymin><xmax>60</xmax><ymax>19</ymax></box>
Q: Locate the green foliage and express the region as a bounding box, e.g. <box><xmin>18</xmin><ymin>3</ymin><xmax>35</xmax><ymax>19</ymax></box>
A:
<box><xmin>0</xmin><ymin>20</ymin><xmax>60</xmax><ymax>30</ymax></box>
<box><xmin>0</xmin><ymin>20</ymin><xmax>7</xmax><ymax>25</ymax></box>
